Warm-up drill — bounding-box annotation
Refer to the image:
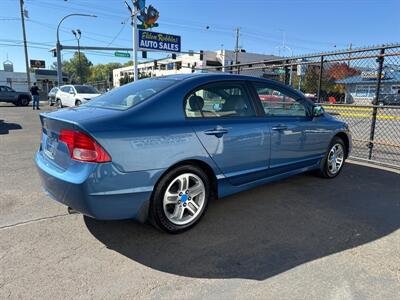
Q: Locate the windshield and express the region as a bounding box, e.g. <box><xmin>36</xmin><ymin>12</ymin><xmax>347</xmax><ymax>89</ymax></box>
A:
<box><xmin>74</xmin><ymin>85</ymin><xmax>99</xmax><ymax>94</ymax></box>
<box><xmin>85</xmin><ymin>78</ymin><xmax>176</xmax><ymax>110</ymax></box>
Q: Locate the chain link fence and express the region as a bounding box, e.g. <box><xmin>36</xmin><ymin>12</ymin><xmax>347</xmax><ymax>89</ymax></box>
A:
<box><xmin>201</xmin><ymin>44</ymin><xmax>400</xmax><ymax>168</ymax></box>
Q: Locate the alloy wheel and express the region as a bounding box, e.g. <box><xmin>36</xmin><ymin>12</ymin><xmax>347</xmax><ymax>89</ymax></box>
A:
<box><xmin>163</xmin><ymin>173</ymin><xmax>206</xmax><ymax>226</ymax></box>
<box><xmin>327</xmin><ymin>143</ymin><xmax>344</xmax><ymax>175</ymax></box>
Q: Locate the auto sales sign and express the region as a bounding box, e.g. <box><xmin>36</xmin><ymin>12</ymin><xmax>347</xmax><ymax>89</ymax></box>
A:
<box><xmin>138</xmin><ymin>30</ymin><xmax>181</xmax><ymax>52</ymax></box>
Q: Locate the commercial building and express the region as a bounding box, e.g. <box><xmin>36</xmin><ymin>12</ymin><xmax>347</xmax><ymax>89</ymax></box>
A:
<box><xmin>0</xmin><ymin>65</ymin><xmax>68</xmax><ymax>99</ymax></box>
<box><xmin>337</xmin><ymin>68</ymin><xmax>400</xmax><ymax>104</ymax></box>
<box><xmin>113</xmin><ymin>50</ymin><xmax>280</xmax><ymax>87</ymax></box>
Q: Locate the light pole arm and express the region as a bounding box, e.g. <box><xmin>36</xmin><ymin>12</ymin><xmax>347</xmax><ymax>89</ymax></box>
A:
<box><xmin>56</xmin><ymin>13</ymin><xmax>96</xmax><ymax>87</ymax></box>
<box><xmin>57</xmin><ymin>13</ymin><xmax>96</xmax><ymax>43</ymax></box>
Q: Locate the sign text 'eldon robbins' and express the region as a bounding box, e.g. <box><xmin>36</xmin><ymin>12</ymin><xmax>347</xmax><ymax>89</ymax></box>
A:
<box><xmin>138</xmin><ymin>30</ymin><xmax>181</xmax><ymax>52</ymax></box>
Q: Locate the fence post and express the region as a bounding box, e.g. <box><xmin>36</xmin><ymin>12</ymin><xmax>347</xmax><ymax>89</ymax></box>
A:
<box><xmin>368</xmin><ymin>48</ymin><xmax>385</xmax><ymax>159</ymax></box>
<box><xmin>316</xmin><ymin>55</ymin><xmax>324</xmax><ymax>102</ymax></box>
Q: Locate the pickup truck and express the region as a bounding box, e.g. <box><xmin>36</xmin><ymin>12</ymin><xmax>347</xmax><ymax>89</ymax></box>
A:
<box><xmin>0</xmin><ymin>85</ymin><xmax>31</xmax><ymax>106</ymax></box>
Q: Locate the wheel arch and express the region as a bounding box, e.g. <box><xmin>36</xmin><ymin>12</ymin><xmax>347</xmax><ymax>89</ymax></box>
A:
<box><xmin>154</xmin><ymin>159</ymin><xmax>218</xmax><ymax>201</ymax></box>
<box><xmin>334</xmin><ymin>131</ymin><xmax>350</xmax><ymax>158</ymax></box>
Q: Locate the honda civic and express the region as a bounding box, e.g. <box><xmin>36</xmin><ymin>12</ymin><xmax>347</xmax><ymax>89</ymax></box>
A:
<box><xmin>35</xmin><ymin>73</ymin><xmax>351</xmax><ymax>233</ymax></box>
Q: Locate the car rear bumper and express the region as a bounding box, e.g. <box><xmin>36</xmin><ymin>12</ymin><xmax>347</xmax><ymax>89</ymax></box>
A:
<box><xmin>35</xmin><ymin>150</ymin><xmax>165</xmax><ymax>221</ymax></box>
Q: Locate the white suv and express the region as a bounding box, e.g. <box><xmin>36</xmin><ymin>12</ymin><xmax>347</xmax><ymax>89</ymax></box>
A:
<box><xmin>56</xmin><ymin>85</ymin><xmax>101</xmax><ymax>108</ymax></box>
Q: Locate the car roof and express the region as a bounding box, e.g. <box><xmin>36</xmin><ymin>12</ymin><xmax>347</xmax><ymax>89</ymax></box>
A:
<box><xmin>157</xmin><ymin>72</ymin><xmax>260</xmax><ymax>81</ymax></box>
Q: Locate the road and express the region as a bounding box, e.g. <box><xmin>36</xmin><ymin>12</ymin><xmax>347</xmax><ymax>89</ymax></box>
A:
<box><xmin>1</xmin><ymin>104</ymin><xmax>400</xmax><ymax>299</ymax></box>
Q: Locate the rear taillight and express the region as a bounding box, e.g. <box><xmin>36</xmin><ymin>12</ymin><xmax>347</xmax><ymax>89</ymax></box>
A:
<box><xmin>59</xmin><ymin>130</ymin><xmax>111</xmax><ymax>163</ymax></box>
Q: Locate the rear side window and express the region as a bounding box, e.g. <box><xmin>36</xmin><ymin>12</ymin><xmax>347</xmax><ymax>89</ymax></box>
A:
<box><xmin>185</xmin><ymin>82</ymin><xmax>256</xmax><ymax>118</ymax></box>
<box><xmin>74</xmin><ymin>85</ymin><xmax>99</xmax><ymax>94</ymax></box>
<box><xmin>85</xmin><ymin>78</ymin><xmax>176</xmax><ymax>110</ymax></box>
<box><xmin>253</xmin><ymin>83</ymin><xmax>307</xmax><ymax>117</ymax></box>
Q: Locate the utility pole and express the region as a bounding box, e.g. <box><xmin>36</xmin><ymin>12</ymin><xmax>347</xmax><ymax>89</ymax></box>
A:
<box><xmin>125</xmin><ymin>1</ymin><xmax>138</xmax><ymax>81</ymax></box>
<box><xmin>19</xmin><ymin>0</ymin><xmax>31</xmax><ymax>90</ymax></box>
<box><xmin>348</xmin><ymin>43</ymin><xmax>352</xmax><ymax>67</ymax></box>
<box><xmin>234</xmin><ymin>27</ymin><xmax>240</xmax><ymax>65</ymax></box>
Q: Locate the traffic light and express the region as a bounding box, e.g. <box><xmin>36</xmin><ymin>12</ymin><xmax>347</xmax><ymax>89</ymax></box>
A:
<box><xmin>199</xmin><ymin>50</ymin><xmax>204</xmax><ymax>60</ymax></box>
<box><xmin>142</xmin><ymin>51</ymin><xmax>147</xmax><ymax>59</ymax></box>
<box><xmin>52</xmin><ymin>50</ymin><xmax>57</xmax><ymax>57</ymax></box>
<box><xmin>153</xmin><ymin>60</ymin><xmax>158</xmax><ymax>69</ymax></box>
<box><xmin>171</xmin><ymin>53</ymin><xmax>176</xmax><ymax>59</ymax></box>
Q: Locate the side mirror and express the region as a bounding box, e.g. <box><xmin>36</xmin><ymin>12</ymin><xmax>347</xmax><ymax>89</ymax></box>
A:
<box><xmin>69</xmin><ymin>90</ymin><xmax>75</xmax><ymax>95</ymax></box>
<box><xmin>313</xmin><ymin>105</ymin><xmax>325</xmax><ymax>117</ymax></box>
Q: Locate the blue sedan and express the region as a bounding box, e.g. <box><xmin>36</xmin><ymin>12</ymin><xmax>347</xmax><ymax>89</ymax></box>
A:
<box><xmin>35</xmin><ymin>73</ymin><xmax>351</xmax><ymax>233</ymax></box>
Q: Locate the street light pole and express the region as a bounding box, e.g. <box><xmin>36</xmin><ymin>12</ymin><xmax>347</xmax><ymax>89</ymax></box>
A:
<box><xmin>72</xmin><ymin>29</ymin><xmax>82</xmax><ymax>84</ymax></box>
<box><xmin>56</xmin><ymin>13</ymin><xmax>96</xmax><ymax>86</ymax></box>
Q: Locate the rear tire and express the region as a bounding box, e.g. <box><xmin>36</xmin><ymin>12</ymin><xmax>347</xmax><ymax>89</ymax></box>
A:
<box><xmin>318</xmin><ymin>136</ymin><xmax>346</xmax><ymax>178</ymax></box>
<box><xmin>149</xmin><ymin>165</ymin><xmax>211</xmax><ymax>233</ymax></box>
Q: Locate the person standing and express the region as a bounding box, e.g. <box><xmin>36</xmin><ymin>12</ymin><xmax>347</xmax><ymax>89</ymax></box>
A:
<box><xmin>30</xmin><ymin>82</ymin><xmax>40</xmax><ymax>110</ymax></box>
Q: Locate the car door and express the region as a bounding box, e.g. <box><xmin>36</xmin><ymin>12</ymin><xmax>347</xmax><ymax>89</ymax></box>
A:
<box><xmin>62</xmin><ymin>86</ymin><xmax>74</xmax><ymax>107</ymax></box>
<box><xmin>2</xmin><ymin>86</ymin><xmax>15</xmax><ymax>101</ymax></box>
<box><xmin>185</xmin><ymin>81</ymin><xmax>270</xmax><ymax>186</ymax></box>
<box><xmin>251</xmin><ymin>81</ymin><xmax>328</xmax><ymax>173</ymax></box>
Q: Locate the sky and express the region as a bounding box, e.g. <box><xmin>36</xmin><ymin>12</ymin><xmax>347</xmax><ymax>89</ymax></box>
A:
<box><xmin>0</xmin><ymin>0</ymin><xmax>399</xmax><ymax>72</ymax></box>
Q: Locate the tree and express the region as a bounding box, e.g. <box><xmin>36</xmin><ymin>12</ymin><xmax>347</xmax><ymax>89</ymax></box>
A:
<box><xmin>326</xmin><ymin>63</ymin><xmax>360</xmax><ymax>81</ymax></box>
<box><xmin>62</xmin><ymin>52</ymin><xmax>93</xmax><ymax>84</ymax></box>
<box><xmin>119</xmin><ymin>71</ymin><xmax>151</xmax><ymax>86</ymax></box>
<box><xmin>89</xmin><ymin>62</ymin><xmax>122</xmax><ymax>83</ymax></box>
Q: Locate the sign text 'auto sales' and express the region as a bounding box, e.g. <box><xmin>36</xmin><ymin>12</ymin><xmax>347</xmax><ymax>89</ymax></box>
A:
<box><xmin>138</xmin><ymin>30</ymin><xmax>181</xmax><ymax>52</ymax></box>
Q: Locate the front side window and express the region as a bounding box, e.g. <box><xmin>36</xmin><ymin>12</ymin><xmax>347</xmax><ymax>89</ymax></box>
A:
<box><xmin>85</xmin><ymin>78</ymin><xmax>176</xmax><ymax>110</ymax></box>
<box><xmin>185</xmin><ymin>82</ymin><xmax>255</xmax><ymax>118</ymax></box>
<box><xmin>253</xmin><ymin>83</ymin><xmax>306</xmax><ymax>117</ymax></box>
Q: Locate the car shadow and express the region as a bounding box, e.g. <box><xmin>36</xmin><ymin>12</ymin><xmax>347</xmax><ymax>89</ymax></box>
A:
<box><xmin>0</xmin><ymin>120</ymin><xmax>22</xmax><ymax>134</ymax></box>
<box><xmin>85</xmin><ymin>164</ymin><xmax>400</xmax><ymax>280</ymax></box>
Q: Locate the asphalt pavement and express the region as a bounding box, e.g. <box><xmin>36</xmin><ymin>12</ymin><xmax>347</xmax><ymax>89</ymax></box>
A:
<box><xmin>1</xmin><ymin>104</ymin><xmax>400</xmax><ymax>299</ymax></box>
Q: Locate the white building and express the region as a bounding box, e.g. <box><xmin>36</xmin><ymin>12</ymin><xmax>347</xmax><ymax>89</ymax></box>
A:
<box><xmin>113</xmin><ymin>50</ymin><xmax>280</xmax><ymax>87</ymax></box>
<box><xmin>0</xmin><ymin>70</ymin><xmax>35</xmax><ymax>92</ymax></box>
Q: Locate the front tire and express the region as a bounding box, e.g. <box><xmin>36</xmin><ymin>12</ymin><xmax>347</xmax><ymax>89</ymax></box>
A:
<box><xmin>318</xmin><ymin>137</ymin><xmax>346</xmax><ymax>178</ymax></box>
<box><xmin>56</xmin><ymin>99</ymin><xmax>63</xmax><ymax>108</ymax></box>
<box><xmin>75</xmin><ymin>100</ymin><xmax>82</xmax><ymax>106</ymax></box>
<box><xmin>18</xmin><ymin>97</ymin><xmax>30</xmax><ymax>106</ymax></box>
<box><xmin>150</xmin><ymin>165</ymin><xmax>210</xmax><ymax>233</ymax></box>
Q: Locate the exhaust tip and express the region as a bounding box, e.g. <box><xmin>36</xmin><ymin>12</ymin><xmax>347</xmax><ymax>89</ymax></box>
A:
<box><xmin>67</xmin><ymin>207</ymin><xmax>79</xmax><ymax>214</ymax></box>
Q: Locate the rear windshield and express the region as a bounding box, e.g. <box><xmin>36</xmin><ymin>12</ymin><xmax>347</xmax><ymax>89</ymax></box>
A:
<box><xmin>75</xmin><ymin>85</ymin><xmax>99</xmax><ymax>94</ymax></box>
<box><xmin>85</xmin><ymin>78</ymin><xmax>176</xmax><ymax>110</ymax></box>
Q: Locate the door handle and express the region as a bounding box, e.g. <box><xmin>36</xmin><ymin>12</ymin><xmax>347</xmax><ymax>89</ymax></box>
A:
<box><xmin>272</xmin><ymin>124</ymin><xmax>288</xmax><ymax>131</ymax></box>
<box><xmin>204</xmin><ymin>127</ymin><xmax>229</xmax><ymax>137</ymax></box>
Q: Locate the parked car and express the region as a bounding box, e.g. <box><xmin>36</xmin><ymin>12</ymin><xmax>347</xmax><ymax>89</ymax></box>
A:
<box><xmin>47</xmin><ymin>87</ymin><xmax>59</xmax><ymax>106</ymax></box>
<box><xmin>35</xmin><ymin>74</ymin><xmax>351</xmax><ymax>233</ymax></box>
<box><xmin>0</xmin><ymin>85</ymin><xmax>31</xmax><ymax>106</ymax></box>
<box><xmin>377</xmin><ymin>93</ymin><xmax>400</xmax><ymax>106</ymax></box>
<box><xmin>55</xmin><ymin>85</ymin><xmax>101</xmax><ymax>108</ymax></box>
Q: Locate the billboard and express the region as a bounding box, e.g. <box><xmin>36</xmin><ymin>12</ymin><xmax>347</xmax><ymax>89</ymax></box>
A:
<box><xmin>138</xmin><ymin>30</ymin><xmax>181</xmax><ymax>52</ymax></box>
<box><xmin>30</xmin><ymin>60</ymin><xmax>46</xmax><ymax>69</ymax></box>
